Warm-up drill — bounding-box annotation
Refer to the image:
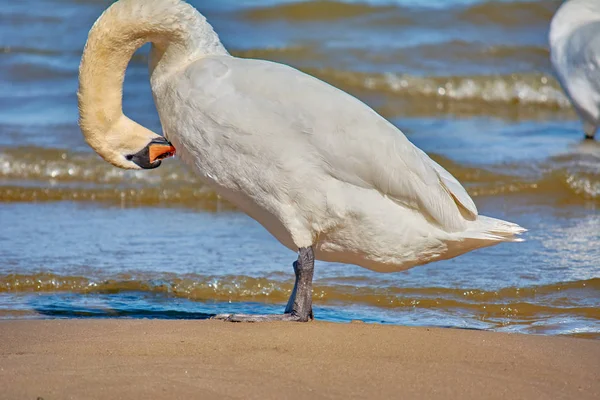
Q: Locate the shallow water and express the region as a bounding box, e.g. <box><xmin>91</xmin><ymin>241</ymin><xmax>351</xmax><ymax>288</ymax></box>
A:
<box><xmin>0</xmin><ymin>0</ymin><xmax>598</xmax><ymax>337</ymax></box>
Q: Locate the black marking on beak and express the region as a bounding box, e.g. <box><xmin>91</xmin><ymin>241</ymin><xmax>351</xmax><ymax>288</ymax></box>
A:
<box><xmin>126</xmin><ymin>137</ymin><xmax>174</xmax><ymax>169</ymax></box>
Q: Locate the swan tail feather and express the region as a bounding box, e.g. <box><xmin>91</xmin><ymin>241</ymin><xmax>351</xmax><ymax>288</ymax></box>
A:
<box><xmin>460</xmin><ymin>215</ymin><xmax>527</xmax><ymax>243</ymax></box>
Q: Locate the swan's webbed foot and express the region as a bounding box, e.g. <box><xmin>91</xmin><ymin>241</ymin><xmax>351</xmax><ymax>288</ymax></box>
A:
<box><xmin>212</xmin><ymin>247</ymin><xmax>315</xmax><ymax>323</ymax></box>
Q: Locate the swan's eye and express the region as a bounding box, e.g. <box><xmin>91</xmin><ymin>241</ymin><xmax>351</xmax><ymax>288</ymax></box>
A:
<box><xmin>125</xmin><ymin>154</ymin><xmax>133</xmax><ymax>161</ymax></box>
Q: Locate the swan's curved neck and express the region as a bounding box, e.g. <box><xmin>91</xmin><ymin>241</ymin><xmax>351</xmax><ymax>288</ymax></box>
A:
<box><xmin>78</xmin><ymin>0</ymin><xmax>227</xmax><ymax>154</ymax></box>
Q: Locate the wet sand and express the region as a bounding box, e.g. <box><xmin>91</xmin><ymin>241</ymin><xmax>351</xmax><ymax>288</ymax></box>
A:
<box><xmin>1</xmin><ymin>320</ymin><xmax>598</xmax><ymax>399</ymax></box>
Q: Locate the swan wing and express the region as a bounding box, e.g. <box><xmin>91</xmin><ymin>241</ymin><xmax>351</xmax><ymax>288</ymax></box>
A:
<box><xmin>553</xmin><ymin>21</ymin><xmax>600</xmax><ymax>121</ymax></box>
<box><xmin>184</xmin><ymin>57</ymin><xmax>477</xmax><ymax>231</ymax></box>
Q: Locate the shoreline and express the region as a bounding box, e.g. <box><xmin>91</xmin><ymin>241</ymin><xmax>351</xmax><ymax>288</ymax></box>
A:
<box><xmin>1</xmin><ymin>319</ymin><xmax>599</xmax><ymax>399</ymax></box>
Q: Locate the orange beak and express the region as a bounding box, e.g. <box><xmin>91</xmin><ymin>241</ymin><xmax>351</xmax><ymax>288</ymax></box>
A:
<box><xmin>149</xmin><ymin>143</ymin><xmax>176</xmax><ymax>163</ymax></box>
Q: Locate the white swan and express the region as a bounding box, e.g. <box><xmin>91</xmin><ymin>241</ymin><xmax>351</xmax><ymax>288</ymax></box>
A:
<box><xmin>78</xmin><ymin>0</ymin><xmax>525</xmax><ymax>321</ymax></box>
<box><xmin>550</xmin><ymin>0</ymin><xmax>600</xmax><ymax>140</ymax></box>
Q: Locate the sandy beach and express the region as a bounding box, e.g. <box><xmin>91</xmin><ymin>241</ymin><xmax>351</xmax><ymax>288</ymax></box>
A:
<box><xmin>0</xmin><ymin>320</ymin><xmax>598</xmax><ymax>400</ymax></box>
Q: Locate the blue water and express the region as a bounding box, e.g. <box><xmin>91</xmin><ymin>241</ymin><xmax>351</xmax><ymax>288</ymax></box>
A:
<box><xmin>0</xmin><ymin>0</ymin><xmax>598</xmax><ymax>337</ymax></box>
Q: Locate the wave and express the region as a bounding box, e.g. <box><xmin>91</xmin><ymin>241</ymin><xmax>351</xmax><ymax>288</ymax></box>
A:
<box><xmin>6</xmin><ymin>39</ymin><xmax>551</xmax><ymax>75</ymax></box>
<box><xmin>2</xmin><ymin>43</ymin><xmax>565</xmax><ymax>116</ymax></box>
<box><xmin>233</xmin><ymin>41</ymin><xmax>551</xmax><ymax>75</ymax></box>
<box><xmin>233</xmin><ymin>48</ymin><xmax>573</xmax><ymax>112</ymax></box>
<box><xmin>305</xmin><ymin>69</ymin><xmax>570</xmax><ymax>109</ymax></box>
<box><xmin>458</xmin><ymin>1</ymin><xmax>560</xmax><ymax>27</ymax></box>
<box><xmin>0</xmin><ymin>46</ymin><xmax>61</xmax><ymax>56</ymax></box>
<box><xmin>429</xmin><ymin>150</ymin><xmax>600</xmax><ymax>202</ymax></box>
<box><xmin>0</xmin><ymin>147</ymin><xmax>196</xmax><ymax>185</ymax></box>
<box><xmin>239</xmin><ymin>0</ymin><xmax>560</xmax><ymax>27</ymax></box>
<box><xmin>2</xmin><ymin>272</ymin><xmax>598</xmax><ymax>320</ymax></box>
<box><xmin>239</xmin><ymin>0</ymin><xmax>402</xmax><ymax>22</ymax></box>
<box><xmin>0</xmin><ymin>185</ymin><xmax>231</xmax><ymax>210</ymax></box>
<box><xmin>1</xmin><ymin>145</ymin><xmax>598</xmax><ymax>207</ymax></box>
<box><xmin>187</xmin><ymin>44</ymin><xmax>571</xmax><ymax>114</ymax></box>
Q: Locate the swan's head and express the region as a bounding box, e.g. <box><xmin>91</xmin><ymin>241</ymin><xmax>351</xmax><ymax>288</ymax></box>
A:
<box><xmin>80</xmin><ymin>113</ymin><xmax>176</xmax><ymax>170</ymax></box>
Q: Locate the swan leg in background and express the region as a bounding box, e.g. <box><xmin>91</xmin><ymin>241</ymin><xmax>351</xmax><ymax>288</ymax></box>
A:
<box><xmin>214</xmin><ymin>247</ymin><xmax>314</xmax><ymax>322</ymax></box>
<box><xmin>583</xmin><ymin>121</ymin><xmax>597</xmax><ymax>140</ymax></box>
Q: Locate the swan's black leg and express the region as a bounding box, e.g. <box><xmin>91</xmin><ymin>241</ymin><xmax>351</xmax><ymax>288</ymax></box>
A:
<box><xmin>583</xmin><ymin>121</ymin><xmax>597</xmax><ymax>140</ymax></box>
<box><xmin>285</xmin><ymin>247</ymin><xmax>315</xmax><ymax>320</ymax></box>
<box><xmin>213</xmin><ymin>247</ymin><xmax>314</xmax><ymax>322</ymax></box>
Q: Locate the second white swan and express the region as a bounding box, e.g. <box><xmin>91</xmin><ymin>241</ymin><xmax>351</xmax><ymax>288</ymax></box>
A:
<box><xmin>78</xmin><ymin>0</ymin><xmax>525</xmax><ymax>321</ymax></box>
<box><xmin>550</xmin><ymin>0</ymin><xmax>600</xmax><ymax>140</ymax></box>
